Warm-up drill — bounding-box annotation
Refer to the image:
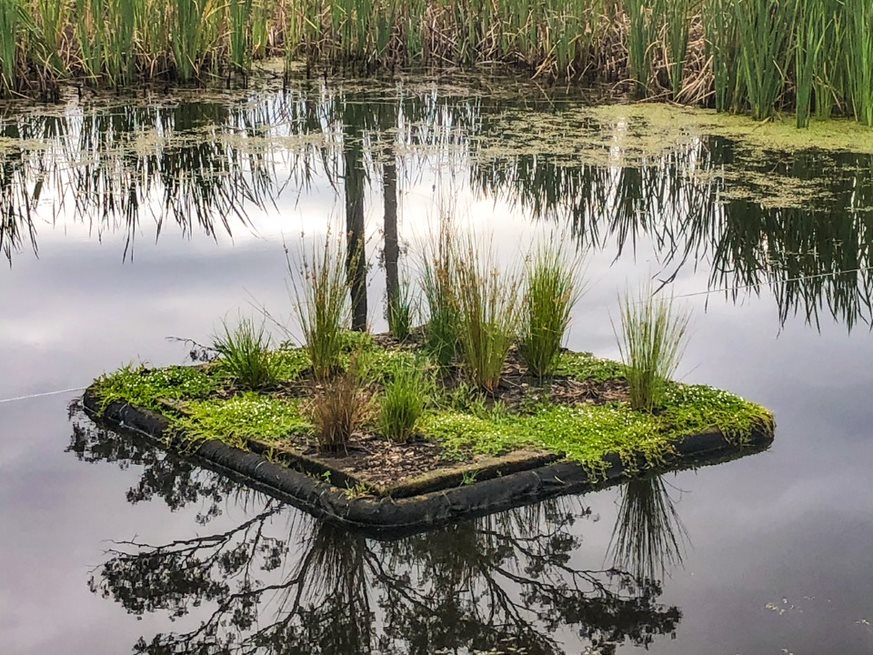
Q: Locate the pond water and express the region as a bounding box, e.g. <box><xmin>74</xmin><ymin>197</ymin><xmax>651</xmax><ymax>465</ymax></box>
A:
<box><xmin>1</xmin><ymin>75</ymin><xmax>872</xmax><ymax>655</ymax></box>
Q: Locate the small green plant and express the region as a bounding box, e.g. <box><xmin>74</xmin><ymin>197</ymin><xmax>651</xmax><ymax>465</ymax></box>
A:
<box><xmin>520</xmin><ymin>243</ymin><xmax>582</xmax><ymax>380</ymax></box>
<box><xmin>421</xmin><ymin>223</ymin><xmax>459</xmax><ymax>366</ymax></box>
<box><xmin>345</xmin><ymin>481</ymin><xmax>374</xmax><ymax>499</ymax></box>
<box><xmin>453</xmin><ymin>236</ymin><xmax>522</xmax><ymax>393</ymax></box>
<box><xmin>289</xmin><ymin>235</ymin><xmax>353</xmax><ymax>382</ymax></box>
<box><xmin>212</xmin><ymin>317</ymin><xmax>278</xmax><ymax>390</ymax></box>
<box><xmin>615</xmin><ymin>285</ymin><xmax>690</xmax><ymax>413</ymax></box>
<box><xmin>387</xmin><ymin>277</ymin><xmax>415</xmax><ymax>341</ymax></box>
<box><xmin>379</xmin><ymin>364</ymin><xmax>429</xmax><ymax>443</ymax></box>
<box><xmin>308</xmin><ymin>361</ymin><xmax>372</xmax><ymax>452</ymax></box>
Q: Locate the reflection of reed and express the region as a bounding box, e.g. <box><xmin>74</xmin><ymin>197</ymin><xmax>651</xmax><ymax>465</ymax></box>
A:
<box><xmin>471</xmin><ymin>133</ymin><xmax>873</xmax><ymax>330</ymax></box>
<box><xmin>608</xmin><ymin>475</ymin><xmax>689</xmax><ymax>582</ymax></box>
<box><xmin>5</xmin><ymin>85</ymin><xmax>873</xmax><ymax>332</ymax></box>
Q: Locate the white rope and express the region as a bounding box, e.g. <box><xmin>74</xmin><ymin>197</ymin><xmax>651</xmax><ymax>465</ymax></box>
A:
<box><xmin>0</xmin><ymin>386</ymin><xmax>86</xmax><ymax>406</ymax></box>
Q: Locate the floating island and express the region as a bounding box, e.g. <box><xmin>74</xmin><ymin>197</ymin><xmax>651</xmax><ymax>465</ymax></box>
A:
<box><xmin>83</xmin><ymin>331</ymin><xmax>774</xmax><ymax>534</ymax></box>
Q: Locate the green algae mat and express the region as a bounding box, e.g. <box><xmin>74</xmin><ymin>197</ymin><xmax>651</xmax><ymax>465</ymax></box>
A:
<box><xmin>83</xmin><ymin>333</ymin><xmax>774</xmax><ymax>531</ymax></box>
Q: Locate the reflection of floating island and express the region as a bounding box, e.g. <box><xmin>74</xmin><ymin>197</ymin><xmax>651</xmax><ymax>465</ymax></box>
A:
<box><xmin>84</xmin><ymin>336</ymin><xmax>774</xmax><ymax>535</ymax></box>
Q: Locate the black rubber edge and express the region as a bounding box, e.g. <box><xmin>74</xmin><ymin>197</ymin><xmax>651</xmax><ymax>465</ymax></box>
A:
<box><xmin>82</xmin><ymin>387</ymin><xmax>775</xmax><ymax>538</ymax></box>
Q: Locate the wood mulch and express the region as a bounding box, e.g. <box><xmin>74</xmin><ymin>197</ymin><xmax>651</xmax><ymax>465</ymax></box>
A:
<box><xmin>301</xmin><ymin>433</ymin><xmax>465</xmax><ymax>488</ymax></box>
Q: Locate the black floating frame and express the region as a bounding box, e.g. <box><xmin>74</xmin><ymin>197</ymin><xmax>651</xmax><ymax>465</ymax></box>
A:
<box><xmin>82</xmin><ymin>388</ymin><xmax>774</xmax><ymax>538</ymax></box>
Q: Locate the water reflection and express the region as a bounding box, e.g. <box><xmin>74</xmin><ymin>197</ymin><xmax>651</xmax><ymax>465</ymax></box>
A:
<box><xmin>608</xmin><ymin>475</ymin><xmax>688</xmax><ymax>583</ymax></box>
<box><xmin>3</xmin><ymin>82</ymin><xmax>873</xmax><ymax>330</ymax></box>
<box><xmin>69</xmin><ymin>413</ymin><xmax>683</xmax><ymax>654</ymax></box>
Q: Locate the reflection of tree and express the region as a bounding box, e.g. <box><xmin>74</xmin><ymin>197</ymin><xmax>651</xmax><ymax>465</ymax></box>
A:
<box><xmin>342</xmin><ymin>103</ymin><xmax>369</xmax><ymax>331</ymax></box>
<box><xmin>73</xmin><ymin>414</ymin><xmax>681</xmax><ymax>655</ymax></box>
<box><xmin>607</xmin><ymin>475</ymin><xmax>688</xmax><ymax>584</ymax></box>
<box><xmin>90</xmin><ymin>503</ymin><xmax>680</xmax><ymax>655</ymax></box>
<box><xmin>67</xmin><ymin>407</ymin><xmax>251</xmax><ymax>524</ymax></box>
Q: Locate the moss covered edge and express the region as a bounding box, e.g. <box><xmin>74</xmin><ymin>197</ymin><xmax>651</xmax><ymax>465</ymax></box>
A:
<box><xmin>83</xmin><ymin>338</ymin><xmax>775</xmax><ymax>511</ymax></box>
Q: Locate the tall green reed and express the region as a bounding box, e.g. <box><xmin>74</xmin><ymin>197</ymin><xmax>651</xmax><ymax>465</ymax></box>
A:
<box><xmin>844</xmin><ymin>0</ymin><xmax>873</xmax><ymax>126</ymax></box>
<box><xmin>705</xmin><ymin>0</ymin><xmax>741</xmax><ymax>113</ymax></box>
<box><xmin>794</xmin><ymin>0</ymin><xmax>821</xmax><ymax>128</ymax></box>
<box><xmin>624</xmin><ymin>0</ymin><xmax>657</xmax><ymax>96</ymax></box>
<box><xmin>32</xmin><ymin>0</ymin><xmax>67</xmax><ymax>77</ymax></box>
<box><xmin>75</xmin><ymin>0</ymin><xmax>105</xmax><ymax>81</ymax></box>
<box><xmin>0</xmin><ymin>0</ymin><xmax>20</xmax><ymax>93</ymax></box>
<box><xmin>171</xmin><ymin>0</ymin><xmax>219</xmax><ymax>81</ymax></box>
<box><xmin>812</xmin><ymin>1</ymin><xmax>843</xmax><ymax>121</ymax></box>
<box><xmin>421</xmin><ymin>225</ymin><xmax>460</xmax><ymax>367</ymax></box>
<box><xmin>228</xmin><ymin>0</ymin><xmax>252</xmax><ymax>73</ymax></box>
<box><xmin>105</xmin><ymin>0</ymin><xmax>137</xmax><ymax>85</ymax></box>
<box><xmin>733</xmin><ymin>0</ymin><xmax>795</xmax><ymax>120</ymax></box>
<box><xmin>662</xmin><ymin>0</ymin><xmax>691</xmax><ymax>99</ymax></box>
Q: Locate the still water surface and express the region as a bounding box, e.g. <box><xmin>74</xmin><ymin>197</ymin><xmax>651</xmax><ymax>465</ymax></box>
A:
<box><xmin>1</xmin><ymin>76</ymin><xmax>872</xmax><ymax>654</ymax></box>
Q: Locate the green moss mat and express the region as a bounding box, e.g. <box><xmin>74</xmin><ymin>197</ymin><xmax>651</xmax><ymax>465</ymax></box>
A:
<box><xmin>421</xmin><ymin>384</ymin><xmax>771</xmax><ymax>474</ymax></box>
<box><xmin>90</xmin><ymin>344</ymin><xmax>773</xmax><ymax>473</ymax></box>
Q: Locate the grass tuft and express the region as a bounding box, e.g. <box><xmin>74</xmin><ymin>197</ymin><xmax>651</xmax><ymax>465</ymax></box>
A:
<box><xmin>378</xmin><ymin>362</ymin><xmax>430</xmax><ymax>443</ymax></box>
<box><xmin>212</xmin><ymin>317</ymin><xmax>279</xmax><ymax>390</ymax></box>
<box><xmin>520</xmin><ymin>242</ymin><xmax>582</xmax><ymax>380</ymax></box>
<box><xmin>288</xmin><ymin>236</ymin><xmax>353</xmax><ymax>382</ymax></box>
<box><xmin>421</xmin><ymin>224</ymin><xmax>460</xmax><ymax>367</ymax></box>
<box><xmin>615</xmin><ymin>285</ymin><xmax>690</xmax><ymax>413</ymax></box>
<box><xmin>387</xmin><ymin>277</ymin><xmax>415</xmax><ymax>341</ymax></box>
<box><xmin>452</xmin><ymin>235</ymin><xmax>522</xmax><ymax>393</ymax></box>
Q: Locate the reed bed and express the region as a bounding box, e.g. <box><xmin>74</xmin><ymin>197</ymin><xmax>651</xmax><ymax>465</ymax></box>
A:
<box><xmin>1</xmin><ymin>0</ymin><xmax>872</xmax><ymax>126</ymax></box>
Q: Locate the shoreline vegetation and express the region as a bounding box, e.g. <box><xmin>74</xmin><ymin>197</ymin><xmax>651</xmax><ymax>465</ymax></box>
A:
<box><xmin>1</xmin><ymin>0</ymin><xmax>872</xmax><ymax>127</ymax></box>
<box><xmin>86</xmin><ymin>233</ymin><xmax>775</xmax><ymax>504</ymax></box>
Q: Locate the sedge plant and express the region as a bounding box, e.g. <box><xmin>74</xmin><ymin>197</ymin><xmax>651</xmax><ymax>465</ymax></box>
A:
<box><xmin>453</xmin><ymin>235</ymin><xmax>523</xmax><ymax>394</ymax></box>
<box><xmin>520</xmin><ymin>243</ymin><xmax>583</xmax><ymax>381</ymax></box>
<box><xmin>378</xmin><ymin>363</ymin><xmax>430</xmax><ymax>443</ymax></box>
<box><xmin>212</xmin><ymin>316</ymin><xmax>279</xmax><ymax>390</ymax></box>
<box><xmin>387</xmin><ymin>277</ymin><xmax>415</xmax><ymax>341</ymax></box>
<box><xmin>288</xmin><ymin>235</ymin><xmax>354</xmax><ymax>382</ymax></box>
<box><xmin>421</xmin><ymin>224</ymin><xmax>460</xmax><ymax>366</ymax></box>
<box><xmin>308</xmin><ymin>359</ymin><xmax>372</xmax><ymax>452</ymax></box>
<box><xmin>615</xmin><ymin>285</ymin><xmax>690</xmax><ymax>413</ymax></box>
